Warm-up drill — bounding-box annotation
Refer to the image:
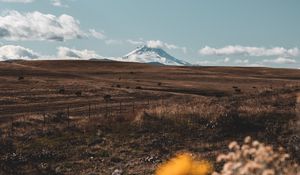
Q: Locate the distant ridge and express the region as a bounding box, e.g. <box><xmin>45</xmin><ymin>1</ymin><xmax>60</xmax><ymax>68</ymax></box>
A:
<box><xmin>0</xmin><ymin>46</ymin><xmax>191</xmax><ymax>66</ymax></box>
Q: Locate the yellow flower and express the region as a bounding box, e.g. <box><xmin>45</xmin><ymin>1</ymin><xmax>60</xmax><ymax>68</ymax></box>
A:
<box><xmin>155</xmin><ymin>153</ymin><xmax>213</xmax><ymax>175</ymax></box>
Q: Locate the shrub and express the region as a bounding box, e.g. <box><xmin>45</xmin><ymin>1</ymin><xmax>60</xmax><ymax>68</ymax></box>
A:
<box><xmin>58</xmin><ymin>87</ymin><xmax>65</xmax><ymax>94</ymax></box>
<box><xmin>235</xmin><ymin>88</ymin><xmax>242</xmax><ymax>93</ymax></box>
<box><xmin>75</xmin><ymin>91</ymin><xmax>82</xmax><ymax>97</ymax></box>
<box><xmin>103</xmin><ymin>95</ymin><xmax>111</xmax><ymax>101</ymax></box>
<box><xmin>213</xmin><ymin>136</ymin><xmax>300</xmax><ymax>175</ymax></box>
<box><xmin>18</xmin><ymin>76</ymin><xmax>24</xmax><ymax>80</ymax></box>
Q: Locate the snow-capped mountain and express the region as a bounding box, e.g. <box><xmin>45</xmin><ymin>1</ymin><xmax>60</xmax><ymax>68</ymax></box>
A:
<box><xmin>122</xmin><ymin>45</ymin><xmax>191</xmax><ymax>66</ymax></box>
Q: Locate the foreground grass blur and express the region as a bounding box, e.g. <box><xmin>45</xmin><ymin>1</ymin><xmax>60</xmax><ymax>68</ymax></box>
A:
<box><xmin>156</xmin><ymin>137</ymin><xmax>300</xmax><ymax>175</ymax></box>
<box><xmin>155</xmin><ymin>153</ymin><xmax>213</xmax><ymax>175</ymax></box>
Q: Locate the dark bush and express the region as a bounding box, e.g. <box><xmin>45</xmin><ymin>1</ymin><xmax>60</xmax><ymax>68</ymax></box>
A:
<box><xmin>235</xmin><ymin>88</ymin><xmax>242</xmax><ymax>93</ymax></box>
<box><xmin>58</xmin><ymin>87</ymin><xmax>65</xmax><ymax>94</ymax></box>
<box><xmin>103</xmin><ymin>95</ymin><xmax>111</xmax><ymax>101</ymax></box>
<box><xmin>75</xmin><ymin>91</ymin><xmax>82</xmax><ymax>97</ymax></box>
<box><xmin>50</xmin><ymin>112</ymin><xmax>68</xmax><ymax>123</ymax></box>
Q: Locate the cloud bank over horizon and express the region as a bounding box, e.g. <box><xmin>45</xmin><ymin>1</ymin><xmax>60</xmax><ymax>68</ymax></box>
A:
<box><xmin>198</xmin><ymin>45</ymin><xmax>299</xmax><ymax>67</ymax></box>
<box><xmin>57</xmin><ymin>47</ymin><xmax>104</xmax><ymax>59</ymax></box>
<box><xmin>199</xmin><ymin>46</ymin><xmax>300</xmax><ymax>57</ymax></box>
<box><xmin>0</xmin><ymin>45</ymin><xmax>39</xmax><ymax>60</ymax></box>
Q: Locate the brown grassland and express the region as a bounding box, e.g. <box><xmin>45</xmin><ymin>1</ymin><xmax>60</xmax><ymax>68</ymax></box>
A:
<box><xmin>0</xmin><ymin>60</ymin><xmax>299</xmax><ymax>174</ymax></box>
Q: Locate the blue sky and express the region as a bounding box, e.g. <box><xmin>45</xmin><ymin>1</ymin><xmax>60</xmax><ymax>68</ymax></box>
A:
<box><xmin>0</xmin><ymin>0</ymin><xmax>300</xmax><ymax>68</ymax></box>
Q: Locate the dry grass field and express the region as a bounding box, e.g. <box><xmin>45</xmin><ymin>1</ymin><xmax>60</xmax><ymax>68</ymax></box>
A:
<box><xmin>0</xmin><ymin>60</ymin><xmax>299</xmax><ymax>174</ymax></box>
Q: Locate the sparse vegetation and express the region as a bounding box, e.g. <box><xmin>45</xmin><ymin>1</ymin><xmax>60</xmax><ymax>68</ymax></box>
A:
<box><xmin>0</xmin><ymin>60</ymin><xmax>299</xmax><ymax>174</ymax></box>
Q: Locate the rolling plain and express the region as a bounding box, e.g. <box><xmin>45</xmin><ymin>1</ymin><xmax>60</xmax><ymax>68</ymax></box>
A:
<box><xmin>0</xmin><ymin>60</ymin><xmax>299</xmax><ymax>174</ymax></box>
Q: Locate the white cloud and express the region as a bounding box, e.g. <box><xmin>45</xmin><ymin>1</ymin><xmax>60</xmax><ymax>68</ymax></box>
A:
<box><xmin>196</xmin><ymin>57</ymin><xmax>231</xmax><ymax>65</ymax></box>
<box><xmin>0</xmin><ymin>45</ymin><xmax>39</xmax><ymax>60</ymax></box>
<box><xmin>0</xmin><ymin>0</ymin><xmax>33</xmax><ymax>3</ymax></box>
<box><xmin>196</xmin><ymin>60</ymin><xmax>216</xmax><ymax>65</ymax></box>
<box><xmin>146</xmin><ymin>40</ymin><xmax>187</xmax><ymax>53</ymax></box>
<box><xmin>199</xmin><ymin>45</ymin><xmax>300</xmax><ymax>57</ymax></box>
<box><xmin>263</xmin><ymin>57</ymin><xmax>297</xmax><ymax>64</ymax></box>
<box><xmin>146</xmin><ymin>40</ymin><xmax>164</xmax><ymax>48</ymax></box>
<box><xmin>125</xmin><ymin>39</ymin><xmax>188</xmax><ymax>53</ymax></box>
<box><xmin>0</xmin><ymin>45</ymin><xmax>106</xmax><ymax>61</ymax></box>
<box><xmin>0</xmin><ymin>10</ymin><xmax>85</xmax><ymax>41</ymax></box>
<box><xmin>127</xmin><ymin>39</ymin><xmax>144</xmax><ymax>45</ymax></box>
<box><xmin>51</xmin><ymin>0</ymin><xmax>67</xmax><ymax>7</ymax></box>
<box><xmin>88</xmin><ymin>29</ymin><xmax>105</xmax><ymax>40</ymax></box>
<box><xmin>164</xmin><ymin>43</ymin><xmax>178</xmax><ymax>50</ymax></box>
<box><xmin>234</xmin><ymin>59</ymin><xmax>249</xmax><ymax>64</ymax></box>
<box><xmin>224</xmin><ymin>57</ymin><xmax>230</xmax><ymax>63</ymax></box>
<box><xmin>57</xmin><ymin>47</ymin><xmax>103</xmax><ymax>59</ymax></box>
<box><xmin>105</xmin><ymin>39</ymin><xmax>123</xmax><ymax>45</ymax></box>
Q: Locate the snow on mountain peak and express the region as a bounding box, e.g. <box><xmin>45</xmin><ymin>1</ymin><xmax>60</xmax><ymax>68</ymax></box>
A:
<box><xmin>122</xmin><ymin>45</ymin><xmax>190</xmax><ymax>66</ymax></box>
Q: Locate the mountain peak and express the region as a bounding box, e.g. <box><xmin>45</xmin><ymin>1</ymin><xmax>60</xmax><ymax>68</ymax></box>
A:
<box><xmin>122</xmin><ymin>45</ymin><xmax>190</xmax><ymax>66</ymax></box>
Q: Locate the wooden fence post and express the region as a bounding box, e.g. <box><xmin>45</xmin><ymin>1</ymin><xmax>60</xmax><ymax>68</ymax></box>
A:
<box><xmin>88</xmin><ymin>103</ymin><xmax>91</xmax><ymax>119</ymax></box>
<box><xmin>67</xmin><ymin>106</ymin><xmax>70</xmax><ymax>127</ymax></box>
<box><xmin>105</xmin><ymin>101</ymin><xmax>108</xmax><ymax>117</ymax></box>
<box><xmin>10</xmin><ymin>117</ymin><xmax>14</xmax><ymax>136</ymax></box>
<box><xmin>43</xmin><ymin>113</ymin><xmax>46</xmax><ymax>129</ymax></box>
<box><xmin>98</xmin><ymin>104</ymin><xmax>101</xmax><ymax>118</ymax></box>
<box><xmin>108</xmin><ymin>102</ymin><xmax>111</xmax><ymax>117</ymax></box>
<box><xmin>132</xmin><ymin>101</ymin><xmax>135</xmax><ymax>113</ymax></box>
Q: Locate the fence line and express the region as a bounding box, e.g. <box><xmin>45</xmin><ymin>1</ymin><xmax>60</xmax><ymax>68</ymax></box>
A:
<box><xmin>2</xmin><ymin>97</ymin><xmax>158</xmax><ymax>138</ymax></box>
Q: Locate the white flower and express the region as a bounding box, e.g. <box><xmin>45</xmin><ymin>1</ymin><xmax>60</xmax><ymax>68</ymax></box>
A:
<box><xmin>244</xmin><ymin>136</ymin><xmax>251</xmax><ymax>143</ymax></box>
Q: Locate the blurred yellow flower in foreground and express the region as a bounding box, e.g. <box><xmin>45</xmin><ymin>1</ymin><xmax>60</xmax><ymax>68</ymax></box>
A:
<box><xmin>155</xmin><ymin>153</ymin><xmax>213</xmax><ymax>175</ymax></box>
